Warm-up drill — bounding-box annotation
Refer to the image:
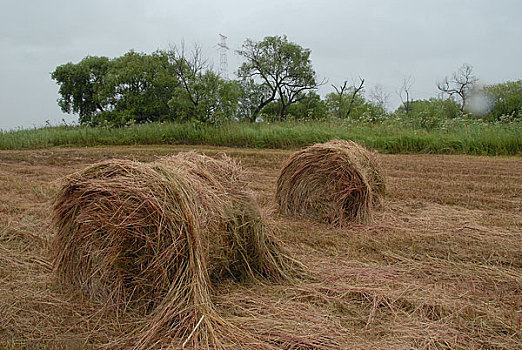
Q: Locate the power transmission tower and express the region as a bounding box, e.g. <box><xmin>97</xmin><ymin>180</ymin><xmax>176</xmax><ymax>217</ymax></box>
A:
<box><xmin>218</xmin><ymin>34</ymin><xmax>229</xmax><ymax>80</ymax></box>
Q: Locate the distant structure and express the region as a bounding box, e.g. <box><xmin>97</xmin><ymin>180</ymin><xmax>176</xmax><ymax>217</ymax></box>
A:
<box><xmin>218</xmin><ymin>34</ymin><xmax>229</xmax><ymax>80</ymax></box>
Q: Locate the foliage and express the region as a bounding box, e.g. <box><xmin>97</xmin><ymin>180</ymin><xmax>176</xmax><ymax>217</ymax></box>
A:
<box><xmin>107</xmin><ymin>50</ymin><xmax>176</xmax><ymax>125</ymax></box>
<box><xmin>168</xmin><ymin>69</ymin><xmax>240</xmax><ymax>124</ymax></box>
<box><xmin>50</xmin><ymin>45</ymin><xmax>521</xmax><ymax>135</ymax></box>
<box><xmin>393</xmin><ymin>98</ymin><xmax>461</xmax><ymax>130</ymax></box>
<box><xmin>326</xmin><ymin>91</ymin><xmax>386</xmax><ymax>124</ymax></box>
<box><xmin>262</xmin><ymin>92</ymin><xmax>327</xmax><ymax>121</ymax></box>
<box><xmin>237</xmin><ymin>35</ymin><xmax>317</xmax><ymax>121</ymax></box>
<box><xmin>51</xmin><ymin>51</ymin><xmax>177</xmax><ymax>127</ymax></box>
<box><xmin>329</xmin><ymin>79</ymin><xmax>365</xmax><ymax>119</ymax></box>
<box><xmin>51</xmin><ymin>48</ymin><xmax>242</xmax><ymax>126</ymax></box>
<box><xmin>326</xmin><ymin>91</ymin><xmax>365</xmax><ymax>120</ymax></box>
<box><xmin>483</xmin><ymin>80</ymin><xmax>522</xmax><ymax>122</ymax></box>
<box><xmin>165</xmin><ymin>45</ymin><xmax>241</xmax><ymax>124</ymax></box>
<box><xmin>51</xmin><ymin>56</ymin><xmax>112</xmax><ymax>124</ymax></box>
<box><xmin>286</xmin><ymin>91</ymin><xmax>328</xmax><ymax>121</ymax></box>
<box><xmin>235</xmin><ymin>79</ymin><xmax>270</xmax><ymax>122</ymax></box>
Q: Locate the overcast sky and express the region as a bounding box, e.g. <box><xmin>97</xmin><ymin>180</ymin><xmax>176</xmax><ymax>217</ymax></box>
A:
<box><xmin>1</xmin><ymin>0</ymin><xmax>521</xmax><ymax>130</ymax></box>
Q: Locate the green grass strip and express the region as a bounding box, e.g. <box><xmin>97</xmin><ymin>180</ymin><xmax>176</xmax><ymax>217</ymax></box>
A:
<box><xmin>1</xmin><ymin>121</ymin><xmax>520</xmax><ymax>156</ymax></box>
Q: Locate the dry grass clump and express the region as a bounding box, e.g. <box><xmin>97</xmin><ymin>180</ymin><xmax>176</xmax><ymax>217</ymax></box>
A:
<box><xmin>51</xmin><ymin>152</ymin><xmax>293</xmax><ymax>349</ymax></box>
<box><xmin>2</xmin><ymin>146</ymin><xmax>521</xmax><ymax>349</ymax></box>
<box><xmin>276</xmin><ymin>139</ymin><xmax>385</xmax><ymax>225</ymax></box>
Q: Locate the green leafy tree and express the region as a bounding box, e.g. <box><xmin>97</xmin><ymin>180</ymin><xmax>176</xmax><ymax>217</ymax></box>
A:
<box><xmin>215</xmin><ymin>79</ymin><xmax>242</xmax><ymax>122</ymax></box>
<box><xmin>166</xmin><ymin>45</ymin><xmax>240</xmax><ymax>123</ymax></box>
<box><xmin>236</xmin><ymin>79</ymin><xmax>271</xmax><ymax>122</ymax></box>
<box><xmin>52</xmin><ymin>51</ymin><xmax>179</xmax><ymax>126</ymax></box>
<box><xmin>484</xmin><ymin>80</ymin><xmax>522</xmax><ymax>121</ymax></box>
<box><xmin>237</xmin><ymin>35</ymin><xmax>317</xmax><ymax>121</ymax></box>
<box><xmin>286</xmin><ymin>91</ymin><xmax>327</xmax><ymax>120</ymax></box>
<box><xmin>51</xmin><ymin>56</ymin><xmax>112</xmax><ymax>125</ymax></box>
<box><xmin>107</xmin><ymin>50</ymin><xmax>177</xmax><ymax>125</ymax></box>
<box><xmin>171</xmin><ymin>71</ymin><xmax>241</xmax><ymax>123</ymax></box>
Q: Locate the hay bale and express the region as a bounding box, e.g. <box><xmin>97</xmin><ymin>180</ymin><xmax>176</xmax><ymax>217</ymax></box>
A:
<box><xmin>276</xmin><ymin>139</ymin><xmax>385</xmax><ymax>225</ymax></box>
<box><xmin>51</xmin><ymin>152</ymin><xmax>292</xmax><ymax>349</ymax></box>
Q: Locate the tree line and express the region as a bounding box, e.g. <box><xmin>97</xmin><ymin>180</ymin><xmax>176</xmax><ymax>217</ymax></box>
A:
<box><xmin>52</xmin><ymin>35</ymin><xmax>522</xmax><ymax>128</ymax></box>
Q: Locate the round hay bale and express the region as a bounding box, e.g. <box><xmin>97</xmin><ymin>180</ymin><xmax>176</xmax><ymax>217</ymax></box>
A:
<box><xmin>276</xmin><ymin>139</ymin><xmax>385</xmax><ymax>225</ymax></box>
<box><xmin>51</xmin><ymin>152</ymin><xmax>291</xmax><ymax>349</ymax></box>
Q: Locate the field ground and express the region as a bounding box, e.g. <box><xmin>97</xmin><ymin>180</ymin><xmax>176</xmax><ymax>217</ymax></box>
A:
<box><xmin>0</xmin><ymin>145</ymin><xmax>520</xmax><ymax>349</ymax></box>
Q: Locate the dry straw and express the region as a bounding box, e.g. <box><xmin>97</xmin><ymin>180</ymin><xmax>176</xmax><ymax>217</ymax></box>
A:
<box><xmin>51</xmin><ymin>152</ymin><xmax>293</xmax><ymax>349</ymax></box>
<box><xmin>276</xmin><ymin>139</ymin><xmax>385</xmax><ymax>225</ymax></box>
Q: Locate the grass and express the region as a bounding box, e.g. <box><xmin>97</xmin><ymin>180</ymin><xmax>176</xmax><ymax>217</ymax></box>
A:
<box><xmin>51</xmin><ymin>153</ymin><xmax>293</xmax><ymax>348</ymax></box>
<box><xmin>1</xmin><ymin>120</ymin><xmax>521</xmax><ymax>155</ymax></box>
<box><xmin>1</xmin><ymin>145</ymin><xmax>520</xmax><ymax>349</ymax></box>
<box><xmin>276</xmin><ymin>139</ymin><xmax>385</xmax><ymax>225</ymax></box>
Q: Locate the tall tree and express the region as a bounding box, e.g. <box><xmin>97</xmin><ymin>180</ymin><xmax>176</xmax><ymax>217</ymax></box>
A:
<box><xmin>166</xmin><ymin>44</ymin><xmax>240</xmax><ymax>123</ymax></box>
<box><xmin>437</xmin><ymin>63</ymin><xmax>478</xmax><ymax>112</ymax></box>
<box><xmin>369</xmin><ymin>84</ymin><xmax>390</xmax><ymax>111</ymax></box>
<box><xmin>108</xmin><ymin>50</ymin><xmax>177</xmax><ymax>124</ymax></box>
<box><xmin>237</xmin><ymin>35</ymin><xmax>317</xmax><ymax>121</ymax></box>
<box><xmin>166</xmin><ymin>43</ymin><xmax>208</xmax><ymax>121</ymax></box>
<box><xmin>52</xmin><ymin>52</ymin><xmax>179</xmax><ymax>126</ymax></box>
<box><xmin>51</xmin><ymin>56</ymin><xmax>111</xmax><ymax>125</ymax></box>
<box><xmin>397</xmin><ymin>76</ymin><xmax>414</xmax><ymax>115</ymax></box>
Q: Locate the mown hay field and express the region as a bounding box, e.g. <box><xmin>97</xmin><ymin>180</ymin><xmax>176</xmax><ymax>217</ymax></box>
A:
<box><xmin>0</xmin><ymin>145</ymin><xmax>521</xmax><ymax>349</ymax></box>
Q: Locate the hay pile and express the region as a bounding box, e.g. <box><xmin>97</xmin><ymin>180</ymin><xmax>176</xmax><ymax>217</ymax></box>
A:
<box><xmin>276</xmin><ymin>139</ymin><xmax>385</xmax><ymax>225</ymax></box>
<box><xmin>52</xmin><ymin>152</ymin><xmax>292</xmax><ymax>349</ymax></box>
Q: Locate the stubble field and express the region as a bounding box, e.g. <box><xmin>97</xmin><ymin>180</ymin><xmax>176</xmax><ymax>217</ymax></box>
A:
<box><xmin>0</xmin><ymin>145</ymin><xmax>520</xmax><ymax>349</ymax></box>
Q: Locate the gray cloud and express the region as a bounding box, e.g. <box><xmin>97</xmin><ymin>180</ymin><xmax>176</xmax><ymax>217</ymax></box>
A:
<box><xmin>1</xmin><ymin>0</ymin><xmax>521</xmax><ymax>130</ymax></box>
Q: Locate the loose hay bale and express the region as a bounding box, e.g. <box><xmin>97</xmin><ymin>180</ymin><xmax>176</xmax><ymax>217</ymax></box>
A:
<box><xmin>276</xmin><ymin>139</ymin><xmax>385</xmax><ymax>225</ymax></box>
<box><xmin>51</xmin><ymin>152</ymin><xmax>292</xmax><ymax>349</ymax></box>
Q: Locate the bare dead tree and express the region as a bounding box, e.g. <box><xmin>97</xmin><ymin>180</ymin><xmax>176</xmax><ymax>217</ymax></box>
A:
<box><xmin>332</xmin><ymin>77</ymin><xmax>365</xmax><ymax>119</ymax></box>
<box><xmin>346</xmin><ymin>77</ymin><xmax>365</xmax><ymax>118</ymax></box>
<box><xmin>331</xmin><ymin>81</ymin><xmax>348</xmax><ymax>119</ymax></box>
<box><xmin>397</xmin><ymin>76</ymin><xmax>414</xmax><ymax>115</ymax></box>
<box><xmin>437</xmin><ymin>63</ymin><xmax>478</xmax><ymax>112</ymax></box>
<box><xmin>369</xmin><ymin>84</ymin><xmax>390</xmax><ymax>110</ymax></box>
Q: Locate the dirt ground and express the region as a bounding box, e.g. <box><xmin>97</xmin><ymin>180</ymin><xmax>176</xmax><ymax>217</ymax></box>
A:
<box><xmin>0</xmin><ymin>145</ymin><xmax>520</xmax><ymax>349</ymax></box>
